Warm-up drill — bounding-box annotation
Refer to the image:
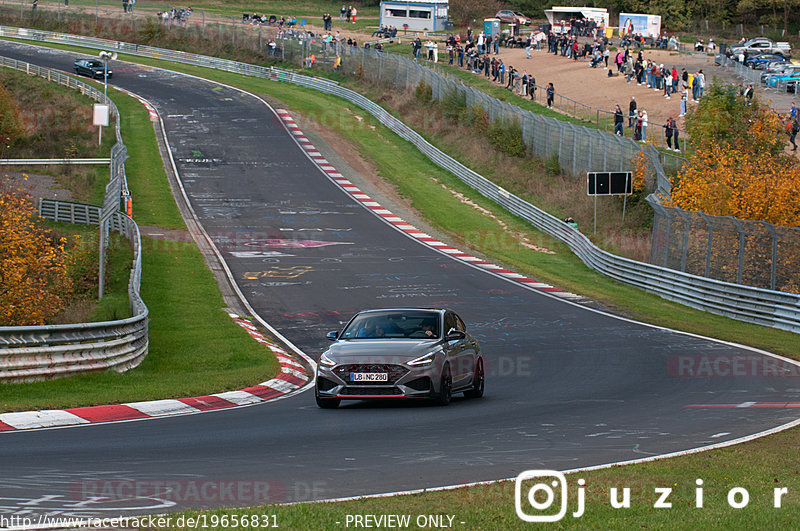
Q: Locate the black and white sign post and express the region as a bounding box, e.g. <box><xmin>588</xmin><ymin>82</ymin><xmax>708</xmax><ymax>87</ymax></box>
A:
<box><xmin>587</xmin><ymin>171</ymin><xmax>633</xmax><ymax>234</ymax></box>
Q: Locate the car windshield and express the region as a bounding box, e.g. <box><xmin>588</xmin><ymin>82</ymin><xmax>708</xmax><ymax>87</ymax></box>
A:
<box><xmin>341</xmin><ymin>310</ymin><xmax>440</xmax><ymax>340</ymax></box>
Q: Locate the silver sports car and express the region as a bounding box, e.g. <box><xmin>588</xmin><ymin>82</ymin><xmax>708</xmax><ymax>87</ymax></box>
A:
<box><xmin>315</xmin><ymin>308</ymin><xmax>484</xmax><ymax>408</ymax></box>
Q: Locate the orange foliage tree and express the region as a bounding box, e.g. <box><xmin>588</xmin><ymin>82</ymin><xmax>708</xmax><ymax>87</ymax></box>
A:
<box><xmin>670</xmin><ymin>81</ymin><xmax>800</xmax><ymax>226</ymax></box>
<box><xmin>0</xmin><ymin>177</ymin><xmax>73</xmax><ymax>325</ymax></box>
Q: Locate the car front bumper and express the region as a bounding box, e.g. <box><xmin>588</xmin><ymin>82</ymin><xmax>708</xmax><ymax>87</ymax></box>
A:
<box><xmin>316</xmin><ymin>363</ymin><xmax>442</xmax><ymax>400</ymax></box>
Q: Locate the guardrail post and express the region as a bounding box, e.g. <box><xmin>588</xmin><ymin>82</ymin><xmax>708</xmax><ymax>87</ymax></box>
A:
<box><xmin>729</xmin><ymin>217</ymin><xmax>746</xmax><ymax>285</ymax></box>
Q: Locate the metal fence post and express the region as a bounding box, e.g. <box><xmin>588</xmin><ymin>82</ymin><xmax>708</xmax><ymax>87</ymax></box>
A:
<box><xmin>679</xmin><ymin>209</ymin><xmax>691</xmax><ymax>272</ymax></box>
<box><xmin>729</xmin><ymin>217</ymin><xmax>746</xmax><ymax>285</ymax></box>
<box><xmin>699</xmin><ymin>212</ymin><xmax>714</xmax><ymax>278</ymax></box>
<box><xmin>761</xmin><ymin>222</ymin><xmax>778</xmax><ymax>290</ymax></box>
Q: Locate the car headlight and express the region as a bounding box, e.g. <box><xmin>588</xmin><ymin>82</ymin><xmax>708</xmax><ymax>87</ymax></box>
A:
<box><xmin>319</xmin><ymin>352</ymin><xmax>336</xmax><ymax>368</ymax></box>
<box><xmin>408</xmin><ymin>351</ymin><xmax>439</xmax><ymax>367</ymax></box>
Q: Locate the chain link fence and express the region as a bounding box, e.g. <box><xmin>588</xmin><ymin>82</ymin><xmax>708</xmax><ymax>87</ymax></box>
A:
<box><xmin>648</xmin><ymin>198</ymin><xmax>800</xmax><ymax>293</ymax></box>
<box><xmin>279</xmin><ymin>38</ymin><xmax>670</xmax><ymax>184</ymax></box>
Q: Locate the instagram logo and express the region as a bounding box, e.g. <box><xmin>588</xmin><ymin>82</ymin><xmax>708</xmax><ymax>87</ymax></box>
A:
<box><xmin>515</xmin><ymin>470</ymin><xmax>569</xmax><ymax>522</ymax></box>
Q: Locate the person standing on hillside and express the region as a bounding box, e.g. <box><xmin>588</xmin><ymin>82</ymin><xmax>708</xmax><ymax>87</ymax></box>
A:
<box><xmin>664</xmin><ymin>117</ymin><xmax>674</xmax><ymax>149</ymax></box>
<box><xmin>546</xmin><ymin>83</ymin><xmax>555</xmax><ymax>107</ymax></box>
<box><xmin>628</xmin><ymin>96</ymin><xmax>637</xmax><ymax>128</ymax></box>
<box><xmin>788</xmin><ymin>116</ymin><xmax>799</xmax><ymax>151</ymax></box>
<box><xmin>640</xmin><ymin>109</ymin><xmax>648</xmax><ymax>142</ymax></box>
<box><xmin>671</xmin><ymin>117</ymin><xmax>680</xmax><ymax>151</ymax></box>
<box><xmin>614</xmin><ymin>105</ymin><xmax>624</xmax><ymax>136</ymax></box>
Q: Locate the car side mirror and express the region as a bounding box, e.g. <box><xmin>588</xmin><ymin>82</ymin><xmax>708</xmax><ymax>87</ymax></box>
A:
<box><xmin>326</xmin><ymin>331</ymin><xmax>339</xmax><ymax>341</ymax></box>
<box><xmin>446</xmin><ymin>329</ymin><xmax>465</xmax><ymax>341</ymax></box>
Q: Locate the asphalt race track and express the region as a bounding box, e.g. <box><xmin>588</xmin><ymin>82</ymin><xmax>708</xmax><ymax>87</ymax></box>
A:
<box><xmin>1</xmin><ymin>41</ymin><xmax>799</xmax><ymax>519</ymax></box>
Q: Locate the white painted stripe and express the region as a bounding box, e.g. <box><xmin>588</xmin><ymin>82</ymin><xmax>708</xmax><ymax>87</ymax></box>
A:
<box><xmin>373</xmin><ymin>209</ymin><xmax>392</xmax><ymax>215</ymax></box>
<box><xmin>500</xmin><ymin>273</ymin><xmax>526</xmax><ymax>279</ymax></box>
<box><xmin>0</xmin><ymin>410</ymin><xmax>89</xmax><ymax>430</ymax></box>
<box><xmin>384</xmin><ymin>216</ymin><xmax>403</xmax><ymax>222</ymax></box>
<box><xmin>125</xmin><ymin>399</ymin><xmax>200</xmax><ymax>417</ymax></box>
<box><xmin>306</xmin><ymin>151</ymin><xmax>322</xmax><ymax>156</ymax></box>
<box><xmin>737</xmin><ymin>402</ymin><xmax>757</xmax><ymax>408</ymax></box>
<box><xmin>428</xmin><ymin>241</ymin><xmax>449</xmax><ymax>247</ymax></box>
<box><xmin>459</xmin><ymin>256</ymin><xmax>484</xmax><ymax>261</ymax></box>
<box><xmin>362</xmin><ymin>202</ymin><xmax>381</xmax><ymax>207</ymax></box>
<box><xmin>439</xmin><ymin>248</ymin><xmax>462</xmax><ymax>254</ymax></box>
<box><xmin>554</xmin><ymin>292</ymin><xmax>584</xmax><ymax>299</ymax></box>
<box><xmin>710</xmin><ymin>432</ymin><xmax>731</xmax><ymax>438</ymax></box>
<box><xmin>395</xmin><ymin>224</ymin><xmax>417</xmax><ymax>231</ymax></box>
<box><xmin>213</xmin><ymin>390</ymin><xmax>264</xmax><ymax>406</ymax></box>
<box><xmin>407</xmin><ymin>232</ymin><xmax>432</xmax><ymax>239</ymax></box>
<box><xmin>281</xmin><ymin>366</ymin><xmax>308</xmax><ymax>379</ymax></box>
<box><xmin>278</xmin><ymin>357</ymin><xmax>306</xmax><ymax>370</ymax></box>
<box><xmin>352</xmin><ymin>194</ymin><xmax>371</xmax><ymax>199</ymax></box>
<box><xmin>261</xmin><ymin>378</ymin><xmax>300</xmax><ymax>393</ymax></box>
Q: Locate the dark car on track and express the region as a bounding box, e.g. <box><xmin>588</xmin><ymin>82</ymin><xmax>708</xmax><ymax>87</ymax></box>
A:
<box><xmin>73</xmin><ymin>59</ymin><xmax>112</xmax><ymax>79</ymax></box>
<box><xmin>315</xmin><ymin>308</ymin><xmax>484</xmax><ymax>408</ymax></box>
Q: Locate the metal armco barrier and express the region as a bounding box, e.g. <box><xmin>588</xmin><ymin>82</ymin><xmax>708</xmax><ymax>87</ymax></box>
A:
<box><xmin>0</xmin><ymin>200</ymin><xmax>148</xmax><ymax>382</ymax></box>
<box><xmin>0</xmin><ymin>54</ymin><xmax>147</xmax><ymax>382</ymax></box>
<box><xmin>1</xmin><ymin>27</ymin><xmax>797</xmax><ymax>333</ymax></box>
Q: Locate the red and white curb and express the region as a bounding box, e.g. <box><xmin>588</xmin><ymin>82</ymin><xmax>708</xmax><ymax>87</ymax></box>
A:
<box><xmin>116</xmin><ymin>86</ymin><xmax>159</xmax><ymax>121</ymax></box>
<box><xmin>0</xmin><ymin>315</ymin><xmax>310</xmax><ymax>432</ymax></box>
<box><xmin>275</xmin><ymin>109</ymin><xmax>582</xmax><ymax>300</ymax></box>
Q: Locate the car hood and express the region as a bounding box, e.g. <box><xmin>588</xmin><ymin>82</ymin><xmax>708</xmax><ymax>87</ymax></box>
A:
<box><xmin>325</xmin><ymin>339</ymin><xmax>441</xmax><ymax>365</ymax></box>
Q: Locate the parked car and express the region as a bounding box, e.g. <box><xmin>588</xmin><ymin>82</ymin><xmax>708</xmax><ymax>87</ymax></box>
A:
<box><xmin>494</xmin><ymin>10</ymin><xmax>532</xmax><ymax>25</ymax></box>
<box><xmin>315</xmin><ymin>308</ymin><xmax>484</xmax><ymax>408</ymax></box>
<box><xmin>73</xmin><ymin>59</ymin><xmax>112</xmax><ymax>79</ymax></box>
<box><xmin>744</xmin><ymin>53</ymin><xmax>788</xmax><ymax>69</ymax></box>
<box><xmin>766</xmin><ymin>70</ymin><xmax>800</xmax><ymax>93</ymax></box>
<box><xmin>761</xmin><ymin>63</ymin><xmax>800</xmax><ymax>83</ymax></box>
<box><xmin>728</xmin><ymin>37</ymin><xmax>791</xmax><ymax>60</ymax></box>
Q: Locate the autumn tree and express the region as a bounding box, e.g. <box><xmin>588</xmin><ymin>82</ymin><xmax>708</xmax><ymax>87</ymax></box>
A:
<box><xmin>0</xmin><ymin>177</ymin><xmax>73</xmax><ymax>326</ymax></box>
<box><xmin>669</xmin><ymin>80</ymin><xmax>800</xmax><ymax>227</ymax></box>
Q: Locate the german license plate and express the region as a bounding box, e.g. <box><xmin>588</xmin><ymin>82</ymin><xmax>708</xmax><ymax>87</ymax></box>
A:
<box><xmin>351</xmin><ymin>372</ymin><xmax>388</xmax><ymax>382</ymax></box>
